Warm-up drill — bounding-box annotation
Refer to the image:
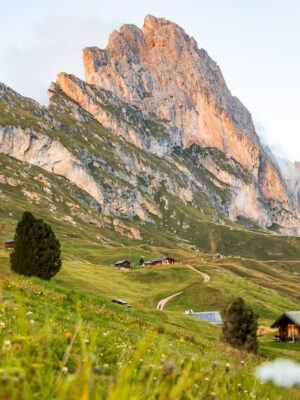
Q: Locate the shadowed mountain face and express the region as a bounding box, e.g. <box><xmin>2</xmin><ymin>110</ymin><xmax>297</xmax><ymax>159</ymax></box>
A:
<box><xmin>1</xmin><ymin>15</ymin><xmax>300</xmax><ymax>237</ymax></box>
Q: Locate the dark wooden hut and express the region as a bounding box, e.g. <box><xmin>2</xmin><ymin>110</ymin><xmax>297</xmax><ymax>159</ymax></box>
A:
<box><xmin>114</xmin><ymin>260</ymin><xmax>131</xmax><ymax>269</ymax></box>
<box><xmin>4</xmin><ymin>239</ymin><xmax>15</xmax><ymax>249</ymax></box>
<box><xmin>271</xmin><ymin>311</ymin><xmax>300</xmax><ymax>342</ymax></box>
<box><xmin>144</xmin><ymin>256</ymin><xmax>176</xmax><ymax>267</ymax></box>
<box><xmin>111</xmin><ymin>299</ymin><xmax>131</xmax><ymax>307</ymax></box>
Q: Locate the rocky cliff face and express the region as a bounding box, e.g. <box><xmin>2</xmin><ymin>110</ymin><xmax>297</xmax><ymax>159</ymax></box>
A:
<box><xmin>1</xmin><ymin>15</ymin><xmax>300</xmax><ymax>236</ymax></box>
<box><xmin>56</xmin><ymin>15</ymin><xmax>300</xmax><ymax>233</ymax></box>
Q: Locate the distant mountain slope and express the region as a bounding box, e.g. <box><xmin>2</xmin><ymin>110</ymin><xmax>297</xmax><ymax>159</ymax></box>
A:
<box><xmin>1</xmin><ymin>15</ymin><xmax>300</xmax><ymax>235</ymax></box>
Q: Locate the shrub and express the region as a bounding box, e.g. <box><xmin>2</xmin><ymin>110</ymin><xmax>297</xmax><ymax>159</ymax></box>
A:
<box><xmin>10</xmin><ymin>211</ymin><xmax>61</xmax><ymax>280</ymax></box>
<box><xmin>222</xmin><ymin>297</ymin><xmax>258</xmax><ymax>353</ymax></box>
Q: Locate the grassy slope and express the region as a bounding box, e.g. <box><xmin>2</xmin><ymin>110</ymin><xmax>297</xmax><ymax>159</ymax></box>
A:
<box><xmin>1</xmin><ymin>275</ymin><xmax>299</xmax><ymax>399</ymax></box>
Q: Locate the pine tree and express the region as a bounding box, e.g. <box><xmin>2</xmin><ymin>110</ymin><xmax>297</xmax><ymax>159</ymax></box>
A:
<box><xmin>222</xmin><ymin>297</ymin><xmax>258</xmax><ymax>353</ymax></box>
<box><xmin>10</xmin><ymin>211</ymin><xmax>61</xmax><ymax>280</ymax></box>
<box><xmin>139</xmin><ymin>257</ymin><xmax>144</xmax><ymax>266</ymax></box>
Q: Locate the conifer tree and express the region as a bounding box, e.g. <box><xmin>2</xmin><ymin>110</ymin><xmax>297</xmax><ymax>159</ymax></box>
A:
<box><xmin>222</xmin><ymin>297</ymin><xmax>258</xmax><ymax>353</ymax></box>
<box><xmin>139</xmin><ymin>257</ymin><xmax>144</xmax><ymax>266</ymax></box>
<box><xmin>10</xmin><ymin>211</ymin><xmax>61</xmax><ymax>280</ymax></box>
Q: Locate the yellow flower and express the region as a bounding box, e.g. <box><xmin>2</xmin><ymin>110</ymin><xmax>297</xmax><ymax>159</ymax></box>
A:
<box><xmin>65</xmin><ymin>332</ymin><xmax>72</xmax><ymax>343</ymax></box>
<box><xmin>179</xmin><ymin>337</ymin><xmax>185</xmax><ymax>343</ymax></box>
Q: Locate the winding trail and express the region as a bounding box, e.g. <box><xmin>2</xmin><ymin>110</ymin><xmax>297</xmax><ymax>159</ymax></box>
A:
<box><xmin>156</xmin><ymin>291</ymin><xmax>183</xmax><ymax>310</ymax></box>
<box><xmin>185</xmin><ymin>264</ymin><xmax>210</xmax><ymax>282</ymax></box>
<box><xmin>156</xmin><ymin>264</ymin><xmax>210</xmax><ymax>310</ymax></box>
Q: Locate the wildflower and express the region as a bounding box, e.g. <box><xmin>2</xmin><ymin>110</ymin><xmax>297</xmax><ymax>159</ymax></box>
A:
<box><xmin>149</xmin><ymin>364</ymin><xmax>154</xmax><ymax>368</ymax></box>
<box><xmin>237</xmin><ymin>383</ymin><xmax>242</xmax><ymax>391</ymax></box>
<box><xmin>0</xmin><ymin>322</ymin><xmax>5</xmax><ymax>328</ymax></box>
<box><xmin>100</xmin><ymin>353</ymin><xmax>103</xmax><ymax>357</ymax></box>
<box><xmin>62</xmin><ymin>367</ymin><xmax>68</xmax><ymax>374</ymax></box>
<box><xmin>241</xmin><ymin>360</ymin><xmax>245</xmax><ymax>366</ymax></box>
<box><xmin>165</xmin><ymin>361</ymin><xmax>176</xmax><ymax>373</ymax></box>
<box><xmin>153</xmin><ymin>376</ymin><xmax>157</xmax><ymax>381</ymax></box>
<box><xmin>65</xmin><ymin>332</ymin><xmax>72</xmax><ymax>344</ymax></box>
<box><xmin>26</xmin><ymin>311</ymin><xmax>33</xmax><ymax>316</ymax></box>
<box><xmin>93</xmin><ymin>366</ymin><xmax>101</xmax><ymax>374</ymax></box>
<box><xmin>211</xmin><ymin>361</ymin><xmax>218</xmax><ymax>370</ymax></box>
<box><xmin>256</xmin><ymin>359</ymin><xmax>300</xmax><ymax>388</ymax></box>
<box><xmin>7</xmin><ymin>329</ymin><xmax>12</xmax><ymax>334</ymax></box>
<box><xmin>103</xmin><ymin>364</ymin><xmax>109</xmax><ymax>369</ymax></box>
<box><xmin>84</xmin><ymin>339</ymin><xmax>89</xmax><ymax>344</ymax></box>
<box><xmin>30</xmin><ymin>320</ymin><xmax>34</xmax><ymax>325</ymax></box>
<box><xmin>158</xmin><ymin>366</ymin><xmax>163</xmax><ymax>371</ymax></box>
<box><xmin>244</xmin><ymin>390</ymin><xmax>248</xmax><ymax>395</ymax></box>
<box><xmin>225</xmin><ymin>363</ymin><xmax>230</xmax><ymax>372</ymax></box>
<box><xmin>179</xmin><ymin>337</ymin><xmax>185</xmax><ymax>343</ymax></box>
<box><xmin>14</xmin><ymin>344</ymin><xmax>22</xmax><ymax>350</ymax></box>
<box><xmin>139</xmin><ymin>358</ymin><xmax>143</xmax><ymax>362</ymax></box>
<box><xmin>103</xmin><ymin>332</ymin><xmax>107</xmax><ymax>337</ymax></box>
<box><xmin>2</xmin><ymin>340</ymin><xmax>11</xmax><ymax>350</ymax></box>
<box><xmin>211</xmin><ymin>392</ymin><xmax>216</xmax><ymax>399</ymax></box>
<box><xmin>181</xmin><ymin>370</ymin><xmax>186</xmax><ymax>375</ymax></box>
<box><xmin>204</xmin><ymin>377</ymin><xmax>209</xmax><ymax>382</ymax></box>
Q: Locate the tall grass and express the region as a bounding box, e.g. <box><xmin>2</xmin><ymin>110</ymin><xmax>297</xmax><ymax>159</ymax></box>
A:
<box><xmin>0</xmin><ymin>279</ymin><xmax>299</xmax><ymax>399</ymax></box>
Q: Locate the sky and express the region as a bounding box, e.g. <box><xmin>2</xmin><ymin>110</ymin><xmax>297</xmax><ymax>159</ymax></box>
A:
<box><xmin>1</xmin><ymin>0</ymin><xmax>300</xmax><ymax>161</ymax></box>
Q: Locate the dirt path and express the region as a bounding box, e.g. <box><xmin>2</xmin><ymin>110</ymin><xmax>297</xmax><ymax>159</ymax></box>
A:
<box><xmin>156</xmin><ymin>291</ymin><xmax>183</xmax><ymax>310</ymax></box>
<box><xmin>186</xmin><ymin>264</ymin><xmax>210</xmax><ymax>282</ymax></box>
<box><xmin>156</xmin><ymin>264</ymin><xmax>211</xmax><ymax>310</ymax></box>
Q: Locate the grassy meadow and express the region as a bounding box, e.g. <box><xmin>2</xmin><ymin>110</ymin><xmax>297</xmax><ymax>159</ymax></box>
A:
<box><xmin>0</xmin><ymin>217</ymin><xmax>300</xmax><ymax>398</ymax></box>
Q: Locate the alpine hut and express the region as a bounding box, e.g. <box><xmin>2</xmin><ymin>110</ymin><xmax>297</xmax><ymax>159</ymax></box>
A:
<box><xmin>114</xmin><ymin>260</ymin><xmax>131</xmax><ymax>269</ymax></box>
<box><xmin>271</xmin><ymin>311</ymin><xmax>300</xmax><ymax>342</ymax></box>
<box><xmin>4</xmin><ymin>239</ymin><xmax>15</xmax><ymax>249</ymax></box>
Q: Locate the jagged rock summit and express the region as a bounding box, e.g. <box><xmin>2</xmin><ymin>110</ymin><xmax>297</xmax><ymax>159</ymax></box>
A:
<box><xmin>55</xmin><ymin>15</ymin><xmax>300</xmax><ymax>233</ymax></box>
<box><xmin>1</xmin><ymin>15</ymin><xmax>300</xmax><ymax>238</ymax></box>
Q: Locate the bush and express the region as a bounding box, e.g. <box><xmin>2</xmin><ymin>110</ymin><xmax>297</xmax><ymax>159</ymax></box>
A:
<box><xmin>222</xmin><ymin>297</ymin><xmax>258</xmax><ymax>353</ymax></box>
<box><xmin>10</xmin><ymin>211</ymin><xmax>61</xmax><ymax>280</ymax></box>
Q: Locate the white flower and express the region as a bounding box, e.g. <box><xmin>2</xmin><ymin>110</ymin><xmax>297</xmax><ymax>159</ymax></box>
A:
<box><xmin>84</xmin><ymin>339</ymin><xmax>89</xmax><ymax>344</ymax></box>
<box><xmin>103</xmin><ymin>332</ymin><xmax>107</xmax><ymax>337</ymax></box>
<box><xmin>30</xmin><ymin>320</ymin><xmax>35</xmax><ymax>325</ymax></box>
<box><xmin>256</xmin><ymin>359</ymin><xmax>300</xmax><ymax>388</ymax></box>
<box><xmin>2</xmin><ymin>340</ymin><xmax>11</xmax><ymax>350</ymax></box>
<box><xmin>26</xmin><ymin>311</ymin><xmax>33</xmax><ymax>316</ymax></box>
<box><xmin>103</xmin><ymin>364</ymin><xmax>108</xmax><ymax>369</ymax></box>
<box><xmin>62</xmin><ymin>367</ymin><xmax>68</xmax><ymax>374</ymax></box>
<box><xmin>0</xmin><ymin>322</ymin><xmax>5</xmax><ymax>328</ymax></box>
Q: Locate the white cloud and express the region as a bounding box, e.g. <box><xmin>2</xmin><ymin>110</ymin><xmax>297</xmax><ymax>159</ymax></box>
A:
<box><xmin>0</xmin><ymin>12</ymin><xmax>119</xmax><ymax>105</ymax></box>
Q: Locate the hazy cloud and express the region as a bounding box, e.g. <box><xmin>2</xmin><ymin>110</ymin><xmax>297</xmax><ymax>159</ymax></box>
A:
<box><xmin>0</xmin><ymin>12</ymin><xmax>120</xmax><ymax>104</ymax></box>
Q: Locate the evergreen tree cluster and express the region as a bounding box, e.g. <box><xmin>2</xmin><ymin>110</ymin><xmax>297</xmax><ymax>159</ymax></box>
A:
<box><xmin>222</xmin><ymin>297</ymin><xmax>258</xmax><ymax>353</ymax></box>
<box><xmin>10</xmin><ymin>211</ymin><xmax>61</xmax><ymax>280</ymax></box>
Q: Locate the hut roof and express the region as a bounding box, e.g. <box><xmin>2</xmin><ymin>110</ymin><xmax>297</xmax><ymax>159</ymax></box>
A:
<box><xmin>4</xmin><ymin>239</ymin><xmax>14</xmax><ymax>243</ymax></box>
<box><xmin>187</xmin><ymin>311</ymin><xmax>223</xmax><ymax>325</ymax></box>
<box><xmin>271</xmin><ymin>311</ymin><xmax>300</xmax><ymax>328</ymax></box>
<box><xmin>111</xmin><ymin>299</ymin><xmax>131</xmax><ymax>307</ymax></box>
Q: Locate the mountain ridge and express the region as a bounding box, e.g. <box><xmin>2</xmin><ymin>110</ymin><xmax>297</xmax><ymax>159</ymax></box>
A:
<box><xmin>1</xmin><ymin>15</ymin><xmax>300</xmax><ymax>236</ymax></box>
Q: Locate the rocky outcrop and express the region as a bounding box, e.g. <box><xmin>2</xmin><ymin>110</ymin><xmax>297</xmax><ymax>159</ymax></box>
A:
<box><xmin>0</xmin><ymin>125</ymin><xmax>104</xmax><ymax>205</ymax></box>
<box><xmin>56</xmin><ymin>15</ymin><xmax>300</xmax><ymax>233</ymax></box>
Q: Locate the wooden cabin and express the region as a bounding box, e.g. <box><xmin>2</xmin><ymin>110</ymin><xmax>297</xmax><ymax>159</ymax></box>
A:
<box><xmin>144</xmin><ymin>256</ymin><xmax>176</xmax><ymax>267</ymax></box>
<box><xmin>4</xmin><ymin>239</ymin><xmax>14</xmax><ymax>249</ymax></box>
<box><xmin>111</xmin><ymin>299</ymin><xmax>131</xmax><ymax>307</ymax></box>
<box><xmin>271</xmin><ymin>311</ymin><xmax>300</xmax><ymax>342</ymax></box>
<box><xmin>114</xmin><ymin>260</ymin><xmax>131</xmax><ymax>269</ymax></box>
